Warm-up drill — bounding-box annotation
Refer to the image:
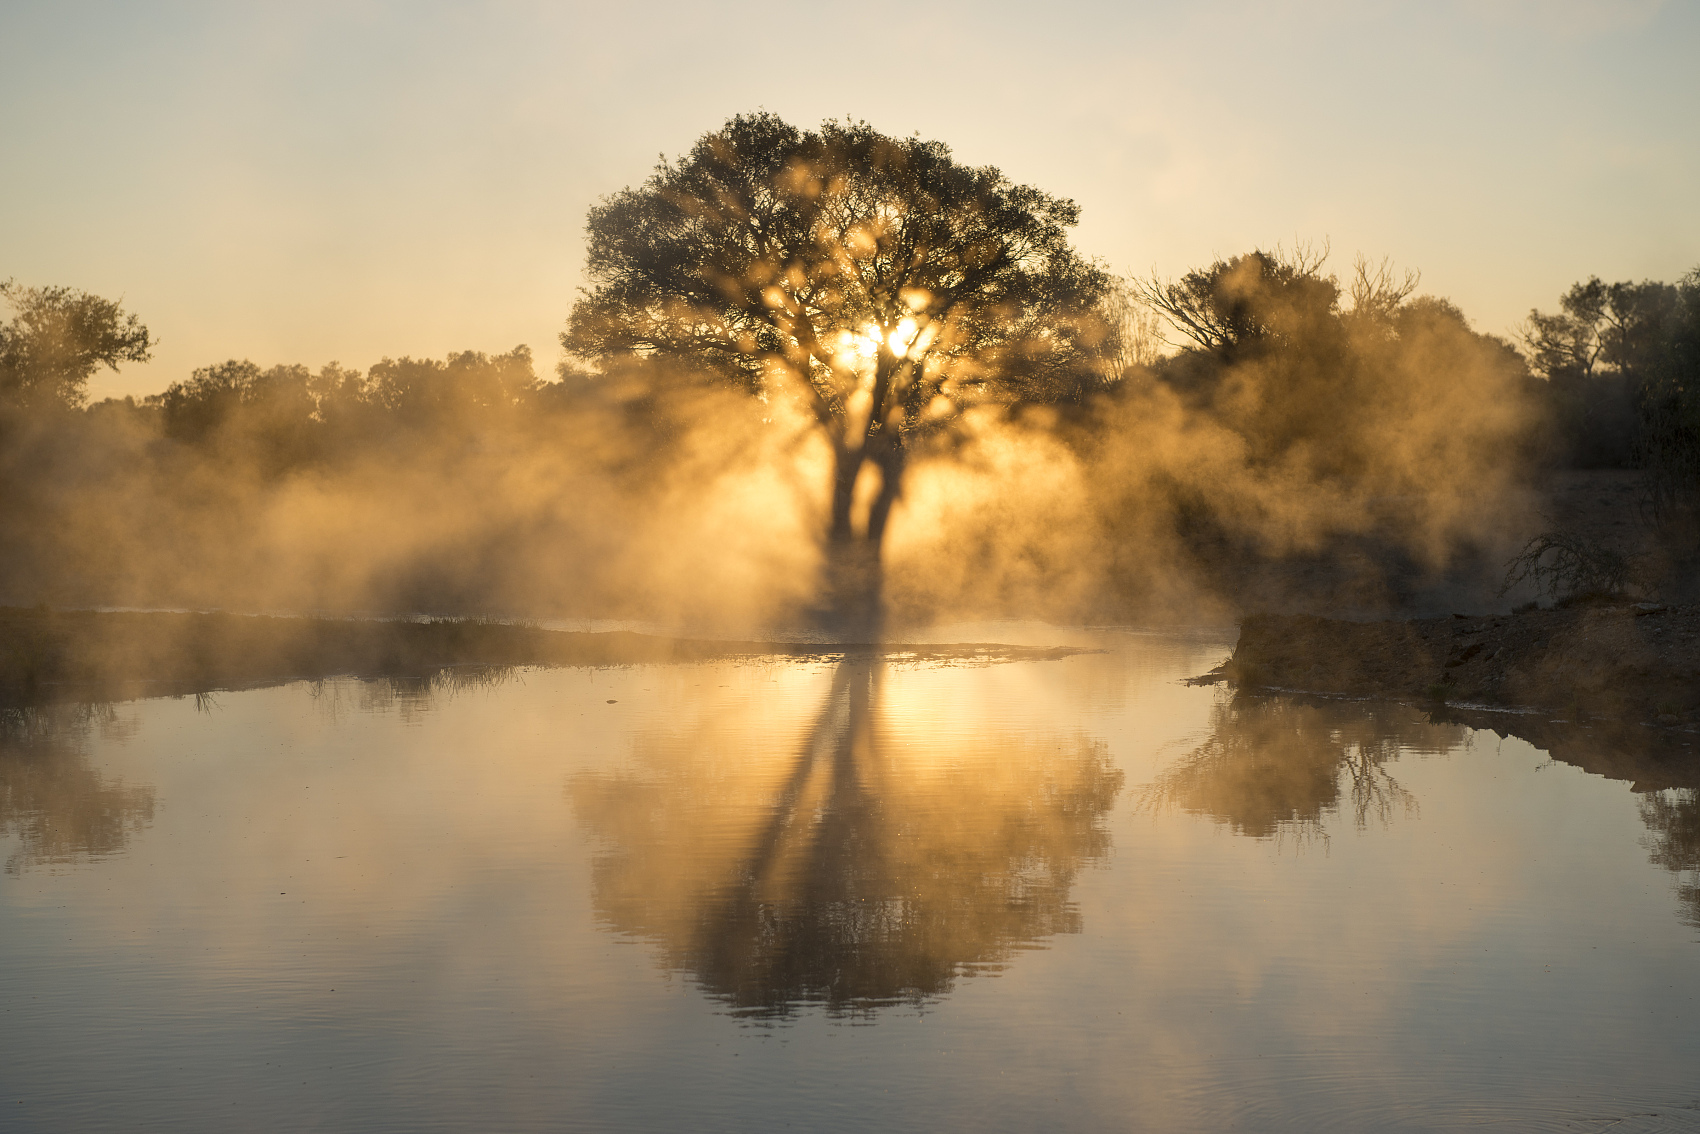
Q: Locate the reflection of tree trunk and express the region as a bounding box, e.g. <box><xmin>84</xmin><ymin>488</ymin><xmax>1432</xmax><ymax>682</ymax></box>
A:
<box><xmin>690</xmin><ymin>658</ymin><xmax>898</xmax><ymax>1012</ymax></box>
<box><xmin>570</xmin><ymin>655</ymin><xmax>1123</xmax><ymax>1018</ymax></box>
<box><xmin>709</xmin><ymin>660</ymin><xmax>869</xmax><ymax>901</ymax></box>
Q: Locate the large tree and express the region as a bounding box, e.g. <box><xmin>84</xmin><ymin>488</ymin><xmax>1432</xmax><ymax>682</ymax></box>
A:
<box><xmin>563</xmin><ymin>113</ymin><xmax>1110</xmax><ymax>627</ymax></box>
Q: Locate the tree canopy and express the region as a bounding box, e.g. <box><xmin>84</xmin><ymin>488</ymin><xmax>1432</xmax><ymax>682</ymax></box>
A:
<box><xmin>0</xmin><ymin>280</ymin><xmax>152</xmax><ymax>412</ymax></box>
<box><xmin>1522</xmin><ymin>275</ymin><xmax>1684</xmax><ymax>383</ymax></box>
<box><xmin>566</xmin><ymin>113</ymin><xmax>1111</xmax><ymax>419</ymax></box>
<box><xmin>1136</xmin><ymin>245</ymin><xmax>1342</xmax><ymax>363</ymax></box>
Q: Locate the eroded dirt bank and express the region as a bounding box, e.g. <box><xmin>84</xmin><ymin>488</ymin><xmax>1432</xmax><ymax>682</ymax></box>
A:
<box><xmin>1223</xmin><ymin>603</ymin><xmax>1700</xmax><ymax>728</ymax></box>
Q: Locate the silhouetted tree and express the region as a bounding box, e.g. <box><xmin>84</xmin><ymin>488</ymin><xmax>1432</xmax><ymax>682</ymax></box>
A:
<box><xmin>161</xmin><ymin>359</ymin><xmax>264</xmax><ymax>441</ymax></box>
<box><xmin>1094</xmin><ymin>277</ymin><xmax>1170</xmax><ymax>383</ymax></box>
<box><xmin>1635</xmin><ymin>269</ymin><xmax>1700</xmax><ymax>539</ymax></box>
<box><xmin>563</xmin><ymin>113</ymin><xmax>1111</xmax><ymax>628</ymax></box>
<box><xmin>1523</xmin><ymin>276</ymin><xmax>1681</xmax><ymax>383</ymax></box>
<box><xmin>1136</xmin><ymin>244</ymin><xmax>1339</xmax><ymax>364</ymax></box>
<box><xmin>158</xmin><ymin>359</ymin><xmax>324</xmax><ymax>471</ymax></box>
<box><xmin>1522</xmin><ymin>275</ymin><xmax>1689</xmax><ymax>468</ymax></box>
<box><xmin>1137</xmin><ymin>247</ymin><xmax>1528</xmax><ymax>483</ymax></box>
<box><xmin>0</xmin><ymin>280</ymin><xmax>151</xmax><ymax>413</ymax></box>
<box><xmin>153</xmin><ymin>349</ymin><xmax>542</xmax><ymax>473</ymax></box>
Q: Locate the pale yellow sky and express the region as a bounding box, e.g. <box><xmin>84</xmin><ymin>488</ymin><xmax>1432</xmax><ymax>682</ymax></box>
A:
<box><xmin>3</xmin><ymin>0</ymin><xmax>1696</xmax><ymax>401</ymax></box>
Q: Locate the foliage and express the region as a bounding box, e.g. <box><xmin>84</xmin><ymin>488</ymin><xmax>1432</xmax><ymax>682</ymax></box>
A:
<box><xmin>155</xmin><ymin>347</ymin><xmax>539</xmax><ymax>468</ymax></box>
<box><xmin>0</xmin><ymin>280</ymin><xmax>151</xmax><ymax>412</ymax></box>
<box><xmin>1633</xmin><ymin>269</ymin><xmax>1700</xmax><ymax>536</ymax></box>
<box><xmin>567</xmin><ymin>113</ymin><xmax>1111</xmax><ymax>413</ymax></box>
<box><xmin>1500</xmin><ymin>529</ymin><xmax>1639</xmax><ymax>602</ymax></box>
<box><xmin>1136</xmin><ymin>243</ymin><xmax>1339</xmax><ymax>363</ymax></box>
<box><xmin>367</xmin><ymin>347</ymin><xmax>540</xmax><ymax>427</ymax></box>
<box><xmin>1518</xmin><ymin>274</ymin><xmax>1689</xmax><ymax>468</ymax></box>
<box><xmin>1522</xmin><ymin>276</ymin><xmax>1682</xmax><ymax>382</ymax></box>
<box><xmin>1135</xmin><ymin>247</ymin><xmax>1531</xmax><ymax>485</ymax></box>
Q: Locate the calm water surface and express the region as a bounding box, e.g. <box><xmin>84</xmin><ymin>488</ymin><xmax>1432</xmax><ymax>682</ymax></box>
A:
<box><xmin>3</xmin><ymin>626</ymin><xmax>1699</xmax><ymax>1132</ymax></box>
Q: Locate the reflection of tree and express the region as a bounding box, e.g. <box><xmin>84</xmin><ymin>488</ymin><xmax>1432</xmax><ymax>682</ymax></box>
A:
<box><xmin>570</xmin><ymin>659</ymin><xmax>1123</xmax><ymax>1018</ymax></box>
<box><xmin>0</xmin><ymin>704</ymin><xmax>155</xmax><ymax>873</ymax></box>
<box><xmin>1641</xmin><ymin>790</ymin><xmax>1700</xmax><ymax>931</ymax></box>
<box><xmin>1144</xmin><ymin>695</ymin><xmax>1465</xmax><ymax>840</ymax></box>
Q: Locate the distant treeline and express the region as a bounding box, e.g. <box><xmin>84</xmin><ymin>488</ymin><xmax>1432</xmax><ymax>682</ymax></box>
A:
<box><xmin>1125</xmin><ymin>251</ymin><xmax>1700</xmax><ymax>475</ymax></box>
<box><xmin>1</xmin><ymin>254</ymin><xmax>1697</xmax><ymax>621</ymax></box>
<box><xmin>1518</xmin><ymin>273</ymin><xmax>1700</xmax><ymax>506</ymax></box>
<box><xmin>22</xmin><ymin>253</ymin><xmax>1687</xmax><ymax>483</ymax></box>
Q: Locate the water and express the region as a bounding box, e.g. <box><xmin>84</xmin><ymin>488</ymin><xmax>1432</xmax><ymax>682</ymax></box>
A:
<box><xmin>3</xmin><ymin>627</ymin><xmax>1699</xmax><ymax>1132</ymax></box>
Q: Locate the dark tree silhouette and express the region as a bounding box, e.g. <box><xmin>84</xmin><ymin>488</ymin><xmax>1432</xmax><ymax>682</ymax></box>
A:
<box><xmin>1521</xmin><ymin>276</ymin><xmax>1682</xmax><ymax>383</ymax></box>
<box><xmin>1521</xmin><ymin>274</ymin><xmax>1692</xmax><ymax>470</ymax></box>
<box><xmin>0</xmin><ymin>280</ymin><xmax>152</xmax><ymax>413</ymax></box>
<box><xmin>563</xmin><ymin>113</ymin><xmax>1111</xmax><ymax>630</ymax></box>
<box><xmin>1135</xmin><ymin>244</ymin><xmax>1341</xmax><ymax>363</ymax></box>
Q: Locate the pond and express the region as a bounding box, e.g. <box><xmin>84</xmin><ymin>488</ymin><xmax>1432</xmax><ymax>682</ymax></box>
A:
<box><xmin>3</xmin><ymin>626</ymin><xmax>1699</xmax><ymax>1132</ymax></box>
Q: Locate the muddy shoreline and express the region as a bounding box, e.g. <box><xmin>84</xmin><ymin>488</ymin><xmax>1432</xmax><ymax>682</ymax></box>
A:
<box><xmin>1219</xmin><ymin>602</ymin><xmax>1699</xmax><ymax>724</ymax></box>
<box><xmin>0</xmin><ymin>607</ymin><xmax>1084</xmax><ymax>707</ymax></box>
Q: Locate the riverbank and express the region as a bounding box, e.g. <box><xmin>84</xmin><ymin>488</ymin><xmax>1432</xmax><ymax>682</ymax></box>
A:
<box><xmin>1218</xmin><ymin>601</ymin><xmax>1700</xmax><ymax>729</ymax></box>
<box><xmin>0</xmin><ymin>607</ymin><xmax>1081</xmax><ymax>706</ymax></box>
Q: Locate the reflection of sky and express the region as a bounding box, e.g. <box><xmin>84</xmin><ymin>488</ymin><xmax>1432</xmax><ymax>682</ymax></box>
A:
<box><xmin>3</xmin><ymin>634</ymin><xmax>1700</xmax><ymax>1130</ymax></box>
<box><xmin>2</xmin><ymin>1</ymin><xmax>1695</xmax><ymax>400</ymax></box>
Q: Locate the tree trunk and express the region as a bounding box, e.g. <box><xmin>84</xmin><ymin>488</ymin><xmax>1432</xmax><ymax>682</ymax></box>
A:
<box><xmin>820</xmin><ymin>437</ymin><xmax>904</xmax><ymax>639</ymax></box>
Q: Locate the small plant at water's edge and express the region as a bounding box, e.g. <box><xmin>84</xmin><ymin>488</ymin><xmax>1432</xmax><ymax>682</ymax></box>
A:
<box><xmin>1501</xmin><ymin>529</ymin><xmax>1643</xmax><ymax>604</ymax></box>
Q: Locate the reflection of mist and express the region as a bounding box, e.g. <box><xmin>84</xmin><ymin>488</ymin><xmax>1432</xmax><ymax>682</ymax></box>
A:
<box><xmin>0</xmin><ymin>704</ymin><xmax>155</xmax><ymax>873</ymax></box>
<box><xmin>571</xmin><ymin>659</ymin><xmax>1122</xmax><ymax>1018</ymax></box>
<box><xmin>1641</xmin><ymin>790</ymin><xmax>1700</xmax><ymax>931</ymax></box>
<box><xmin>1144</xmin><ymin>695</ymin><xmax>1466</xmax><ymax>840</ymax></box>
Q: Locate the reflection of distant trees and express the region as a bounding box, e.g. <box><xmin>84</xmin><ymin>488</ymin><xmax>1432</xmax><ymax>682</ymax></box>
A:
<box><xmin>1641</xmin><ymin>790</ymin><xmax>1700</xmax><ymax>931</ymax></box>
<box><xmin>1144</xmin><ymin>695</ymin><xmax>1467</xmax><ymax>840</ymax></box>
<box><xmin>0</xmin><ymin>704</ymin><xmax>155</xmax><ymax>873</ymax></box>
<box><xmin>318</xmin><ymin>666</ymin><xmax>521</xmax><ymax>725</ymax></box>
<box><xmin>571</xmin><ymin>659</ymin><xmax>1123</xmax><ymax>1019</ymax></box>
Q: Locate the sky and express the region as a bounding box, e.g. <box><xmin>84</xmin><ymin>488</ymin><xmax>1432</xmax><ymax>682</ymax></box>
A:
<box><xmin>2</xmin><ymin>0</ymin><xmax>1697</xmax><ymax>401</ymax></box>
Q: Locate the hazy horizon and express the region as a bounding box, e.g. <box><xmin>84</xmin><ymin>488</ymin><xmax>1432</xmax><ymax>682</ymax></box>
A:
<box><xmin>4</xmin><ymin>0</ymin><xmax>1697</xmax><ymax>400</ymax></box>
